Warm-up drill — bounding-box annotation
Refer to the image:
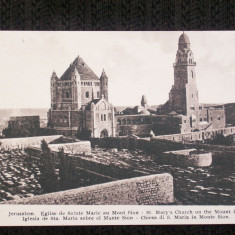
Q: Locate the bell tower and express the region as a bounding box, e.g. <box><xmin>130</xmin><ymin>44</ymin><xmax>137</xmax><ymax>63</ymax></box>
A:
<box><xmin>168</xmin><ymin>32</ymin><xmax>199</xmax><ymax>116</ymax></box>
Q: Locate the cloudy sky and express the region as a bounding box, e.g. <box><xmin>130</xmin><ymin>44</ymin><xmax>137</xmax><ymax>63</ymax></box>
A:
<box><xmin>0</xmin><ymin>31</ymin><xmax>234</xmax><ymax>109</ymax></box>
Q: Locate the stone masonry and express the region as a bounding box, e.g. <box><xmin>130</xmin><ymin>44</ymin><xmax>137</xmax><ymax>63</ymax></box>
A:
<box><xmin>1</xmin><ymin>173</ymin><xmax>174</xmax><ymax>205</ymax></box>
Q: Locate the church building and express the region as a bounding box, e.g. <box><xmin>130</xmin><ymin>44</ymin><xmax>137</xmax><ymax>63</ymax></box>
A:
<box><xmin>47</xmin><ymin>55</ymin><xmax>116</xmax><ymax>138</ymax></box>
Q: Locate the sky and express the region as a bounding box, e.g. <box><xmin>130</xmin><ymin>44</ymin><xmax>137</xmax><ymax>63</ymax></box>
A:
<box><xmin>0</xmin><ymin>31</ymin><xmax>234</xmax><ymax>109</ymax></box>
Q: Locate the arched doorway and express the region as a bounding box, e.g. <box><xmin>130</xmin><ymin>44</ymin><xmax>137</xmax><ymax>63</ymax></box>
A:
<box><xmin>100</xmin><ymin>129</ymin><xmax>108</xmax><ymax>138</ymax></box>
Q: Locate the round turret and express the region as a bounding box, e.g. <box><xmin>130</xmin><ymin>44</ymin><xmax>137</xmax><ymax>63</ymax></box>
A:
<box><xmin>141</xmin><ymin>95</ymin><xmax>148</xmax><ymax>108</ymax></box>
<box><xmin>100</xmin><ymin>69</ymin><xmax>108</xmax><ymax>100</ymax></box>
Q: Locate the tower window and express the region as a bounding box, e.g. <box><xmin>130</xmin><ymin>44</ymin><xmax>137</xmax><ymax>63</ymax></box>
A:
<box><xmin>85</xmin><ymin>91</ymin><xmax>89</xmax><ymax>98</ymax></box>
<box><xmin>191</xmin><ymin>71</ymin><xmax>193</xmax><ymax>78</ymax></box>
<box><xmin>101</xmin><ymin>114</ymin><xmax>103</xmax><ymax>121</ymax></box>
<box><xmin>65</xmin><ymin>91</ymin><xmax>70</xmax><ymax>98</ymax></box>
<box><xmin>104</xmin><ymin>114</ymin><xmax>106</xmax><ymax>121</ymax></box>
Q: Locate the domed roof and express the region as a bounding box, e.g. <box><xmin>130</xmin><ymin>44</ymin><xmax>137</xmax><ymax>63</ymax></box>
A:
<box><xmin>179</xmin><ymin>32</ymin><xmax>190</xmax><ymax>44</ymax></box>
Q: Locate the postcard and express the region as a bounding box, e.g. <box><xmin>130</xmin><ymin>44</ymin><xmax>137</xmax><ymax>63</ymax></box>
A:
<box><xmin>0</xmin><ymin>31</ymin><xmax>234</xmax><ymax>225</ymax></box>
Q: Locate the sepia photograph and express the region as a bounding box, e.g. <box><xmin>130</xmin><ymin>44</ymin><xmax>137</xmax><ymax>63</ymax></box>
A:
<box><xmin>0</xmin><ymin>31</ymin><xmax>234</xmax><ymax>224</ymax></box>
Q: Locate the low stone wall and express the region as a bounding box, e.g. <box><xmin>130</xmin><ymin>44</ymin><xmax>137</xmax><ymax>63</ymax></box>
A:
<box><xmin>162</xmin><ymin>149</ymin><xmax>212</xmax><ymax>167</ymax></box>
<box><xmin>152</xmin><ymin>126</ymin><xmax>235</xmax><ymax>142</ymax></box>
<box><xmin>0</xmin><ymin>135</ymin><xmax>62</xmax><ymax>150</ymax></box>
<box><xmin>1</xmin><ymin>173</ymin><xmax>174</xmax><ymax>205</ymax></box>
<box><xmin>46</xmin><ymin>141</ymin><xmax>91</xmax><ymax>155</ymax></box>
<box><xmin>90</xmin><ymin>137</ymin><xmax>185</xmax><ymax>154</ymax></box>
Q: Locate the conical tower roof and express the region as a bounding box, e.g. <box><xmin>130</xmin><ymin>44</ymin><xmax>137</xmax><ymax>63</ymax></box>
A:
<box><xmin>60</xmin><ymin>55</ymin><xmax>99</xmax><ymax>81</ymax></box>
<box><xmin>100</xmin><ymin>69</ymin><xmax>108</xmax><ymax>79</ymax></box>
<box><xmin>51</xmin><ymin>71</ymin><xmax>58</xmax><ymax>78</ymax></box>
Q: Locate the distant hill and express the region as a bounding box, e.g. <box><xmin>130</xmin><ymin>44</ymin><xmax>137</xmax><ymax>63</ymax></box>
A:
<box><xmin>0</xmin><ymin>108</ymin><xmax>48</xmax><ymax>120</ymax></box>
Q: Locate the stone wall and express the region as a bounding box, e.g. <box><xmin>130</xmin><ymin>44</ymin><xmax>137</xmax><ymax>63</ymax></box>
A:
<box><xmin>152</xmin><ymin>126</ymin><xmax>235</xmax><ymax>142</ymax></box>
<box><xmin>115</xmin><ymin>115</ymin><xmax>182</xmax><ymax>137</ymax></box>
<box><xmin>1</xmin><ymin>173</ymin><xmax>174</xmax><ymax>205</ymax></box>
<box><xmin>48</xmin><ymin>141</ymin><xmax>91</xmax><ymax>155</ymax></box>
<box><xmin>91</xmin><ymin>137</ymin><xmax>185</xmax><ymax>155</ymax></box>
<box><xmin>0</xmin><ymin>135</ymin><xmax>62</xmax><ymax>150</ymax></box>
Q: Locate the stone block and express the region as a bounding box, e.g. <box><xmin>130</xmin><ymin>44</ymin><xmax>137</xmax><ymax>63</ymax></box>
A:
<box><xmin>163</xmin><ymin>149</ymin><xmax>212</xmax><ymax>167</ymax></box>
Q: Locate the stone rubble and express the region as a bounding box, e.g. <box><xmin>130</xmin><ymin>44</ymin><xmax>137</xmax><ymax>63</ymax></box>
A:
<box><xmin>0</xmin><ymin>146</ymin><xmax>234</xmax><ymax>205</ymax></box>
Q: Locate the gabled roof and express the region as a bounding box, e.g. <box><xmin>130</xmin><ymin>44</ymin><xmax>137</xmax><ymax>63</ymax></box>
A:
<box><xmin>85</xmin><ymin>97</ymin><xmax>110</xmax><ymax>110</ymax></box>
<box><xmin>60</xmin><ymin>55</ymin><xmax>99</xmax><ymax>81</ymax></box>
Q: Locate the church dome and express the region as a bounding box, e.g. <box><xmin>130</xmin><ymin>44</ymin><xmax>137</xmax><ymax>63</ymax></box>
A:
<box><xmin>179</xmin><ymin>32</ymin><xmax>190</xmax><ymax>44</ymax></box>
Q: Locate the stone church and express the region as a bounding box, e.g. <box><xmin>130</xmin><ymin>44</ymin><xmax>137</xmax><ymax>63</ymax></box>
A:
<box><xmin>47</xmin><ymin>55</ymin><xmax>116</xmax><ymax>138</ymax></box>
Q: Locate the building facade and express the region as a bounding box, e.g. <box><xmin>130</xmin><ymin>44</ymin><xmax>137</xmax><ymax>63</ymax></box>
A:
<box><xmin>116</xmin><ymin>95</ymin><xmax>182</xmax><ymax>137</ymax></box>
<box><xmin>47</xmin><ymin>55</ymin><xmax>115</xmax><ymax>138</ymax></box>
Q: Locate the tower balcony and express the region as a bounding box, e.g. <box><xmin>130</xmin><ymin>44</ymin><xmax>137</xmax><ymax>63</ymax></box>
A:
<box><xmin>173</xmin><ymin>62</ymin><xmax>196</xmax><ymax>66</ymax></box>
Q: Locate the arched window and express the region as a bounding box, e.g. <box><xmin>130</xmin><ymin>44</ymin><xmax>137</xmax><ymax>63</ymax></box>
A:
<box><xmin>100</xmin><ymin>101</ymin><xmax>106</xmax><ymax>110</ymax></box>
<box><xmin>85</xmin><ymin>91</ymin><xmax>89</xmax><ymax>98</ymax></box>
<box><xmin>96</xmin><ymin>113</ymin><xmax>99</xmax><ymax>121</ymax></box>
<box><xmin>65</xmin><ymin>91</ymin><xmax>70</xmax><ymax>98</ymax></box>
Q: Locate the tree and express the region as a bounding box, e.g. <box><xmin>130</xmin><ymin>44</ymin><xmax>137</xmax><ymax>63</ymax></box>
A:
<box><xmin>39</xmin><ymin>140</ymin><xmax>58</xmax><ymax>193</ymax></box>
<box><xmin>205</xmin><ymin>133</ymin><xmax>233</xmax><ymax>146</ymax></box>
<box><xmin>58</xmin><ymin>147</ymin><xmax>76</xmax><ymax>190</ymax></box>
